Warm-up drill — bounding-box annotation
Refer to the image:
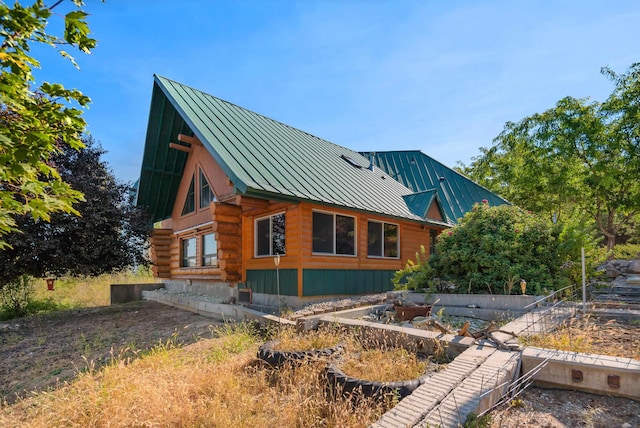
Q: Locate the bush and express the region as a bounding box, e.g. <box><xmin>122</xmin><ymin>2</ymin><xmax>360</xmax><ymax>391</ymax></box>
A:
<box><xmin>0</xmin><ymin>275</ymin><xmax>34</xmax><ymax>319</ymax></box>
<box><xmin>612</xmin><ymin>243</ymin><xmax>640</xmax><ymax>260</ymax></box>
<box><xmin>392</xmin><ymin>245</ymin><xmax>434</xmax><ymax>292</ymax></box>
<box><xmin>429</xmin><ymin>203</ymin><xmax>576</xmax><ymax>295</ymax></box>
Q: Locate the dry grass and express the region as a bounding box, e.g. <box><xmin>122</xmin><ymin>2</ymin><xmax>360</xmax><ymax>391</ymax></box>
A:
<box><xmin>339</xmin><ymin>347</ymin><xmax>430</xmax><ymax>382</ymax></box>
<box><xmin>0</xmin><ymin>323</ymin><xmax>388</xmax><ymax>428</ymax></box>
<box><xmin>520</xmin><ymin>315</ymin><xmax>640</xmax><ymax>359</ymax></box>
<box><xmin>32</xmin><ymin>268</ymin><xmax>154</xmax><ymax>309</ymax></box>
<box><xmin>272</xmin><ymin>324</ymin><xmax>343</xmax><ymax>351</ymax></box>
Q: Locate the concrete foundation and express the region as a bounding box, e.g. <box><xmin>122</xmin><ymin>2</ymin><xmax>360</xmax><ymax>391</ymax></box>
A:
<box><xmin>522</xmin><ymin>347</ymin><xmax>640</xmax><ymax>400</ymax></box>
<box><xmin>110</xmin><ymin>283</ymin><xmax>164</xmax><ymax>304</ymax></box>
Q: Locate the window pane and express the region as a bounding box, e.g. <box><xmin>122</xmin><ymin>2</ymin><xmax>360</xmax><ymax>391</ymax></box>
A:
<box><xmin>336</xmin><ymin>215</ymin><xmax>355</xmax><ymax>255</ymax></box>
<box><xmin>272</xmin><ymin>213</ymin><xmax>286</xmax><ymax>255</ymax></box>
<box><xmin>430</xmin><ymin>230</ymin><xmax>438</xmax><ymax>255</ymax></box>
<box><xmin>384</xmin><ymin>223</ymin><xmax>398</xmax><ymax>257</ymax></box>
<box><xmin>181</xmin><ymin>237</ymin><xmax>196</xmax><ymax>267</ymax></box>
<box><xmin>181</xmin><ymin>176</ymin><xmax>195</xmax><ymax>215</ymax></box>
<box><xmin>199</xmin><ymin>170</ymin><xmax>215</xmax><ymax>209</ymax></box>
<box><xmin>368</xmin><ymin>221</ymin><xmax>382</xmax><ymax>256</ymax></box>
<box><xmin>312</xmin><ymin>212</ymin><xmax>334</xmax><ymax>253</ymax></box>
<box><xmin>202</xmin><ymin>233</ymin><xmax>217</xmax><ymax>266</ymax></box>
<box><xmin>256</xmin><ymin>218</ymin><xmax>270</xmax><ymax>256</ymax></box>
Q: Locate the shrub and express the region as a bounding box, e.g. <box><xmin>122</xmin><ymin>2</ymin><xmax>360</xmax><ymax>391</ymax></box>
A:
<box><xmin>429</xmin><ymin>203</ymin><xmax>576</xmax><ymax>294</ymax></box>
<box><xmin>392</xmin><ymin>245</ymin><xmax>434</xmax><ymax>292</ymax></box>
<box><xmin>612</xmin><ymin>243</ymin><xmax>640</xmax><ymax>260</ymax></box>
<box><xmin>0</xmin><ymin>275</ymin><xmax>34</xmax><ymax>319</ymax></box>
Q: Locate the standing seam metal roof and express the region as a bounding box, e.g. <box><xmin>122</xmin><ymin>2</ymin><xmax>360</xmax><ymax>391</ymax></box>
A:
<box><xmin>363</xmin><ymin>151</ymin><xmax>510</xmax><ymax>223</ymax></box>
<box><xmin>137</xmin><ymin>75</ymin><xmax>452</xmax><ymax>226</ymax></box>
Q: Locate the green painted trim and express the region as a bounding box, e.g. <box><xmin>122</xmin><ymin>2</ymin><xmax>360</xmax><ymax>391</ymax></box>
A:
<box><xmin>302</xmin><ymin>269</ymin><xmax>396</xmax><ymax>296</ymax></box>
<box><xmin>246</xmin><ymin>269</ymin><xmax>298</xmax><ymax>296</ymax></box>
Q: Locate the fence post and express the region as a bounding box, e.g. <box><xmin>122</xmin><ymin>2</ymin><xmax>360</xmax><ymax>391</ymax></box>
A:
<box><xmin>581</xmin><ymin>247</ymin><xmax>586</xmax><ymax>315</ymax></box>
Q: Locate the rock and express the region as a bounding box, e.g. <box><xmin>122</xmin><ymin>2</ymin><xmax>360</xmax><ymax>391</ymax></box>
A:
<box><xmin>628</xmin><ymin>260</ymin><xmax>640</xmax><ymax>274</ymax></box>
<box><xmin>621</xmin><ymin>422</ymin><xmax>632</xmax><ymax>428</ymax></box>
<box><xmin>606</xmin><ymin>267</ymin><xmax>622</xmax><ymax>278</ymax></box>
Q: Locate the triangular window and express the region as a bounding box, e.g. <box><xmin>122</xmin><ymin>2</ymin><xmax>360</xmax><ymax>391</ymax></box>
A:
<box><xmin>199</xmin><ymin>169</ymin><xmax>216</xmax><ymax>209</ymax></box>
<box><xmin>181</xmin><ymin>175</ymin><xmax>195</xmax><ymax>215</ymax></box>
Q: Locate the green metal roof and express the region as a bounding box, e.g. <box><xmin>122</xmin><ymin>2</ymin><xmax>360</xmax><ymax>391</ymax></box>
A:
<box><xmin>363</xmin><ymin>151</ymin><xmax>509</xmax><ymax>223</ymax></box>
<box><xmin>136</xmin><ymin>76</ymin><xmax>451</xmax><ymax>226</ymax></box>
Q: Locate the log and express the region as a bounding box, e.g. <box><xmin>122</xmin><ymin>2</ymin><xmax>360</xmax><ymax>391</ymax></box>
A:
<box><xmin>177</xmin><ymin>133</ymin><xmax>198</xmax><ymax>145</ymax></box>
<box><xmin>219</xmin><ymin>260</ymin><xmax>241</xmax><ymax>271</ymax></box>
<box><xmin>217</xmin><ymin>249</ymin><xmax>236</xmax><ymax>260</ymax></box>
<box><xmin>210</xmin><ymin>202</ymin><xmax>242</xmax><ymax>216</ymax></box>
<box><xmin>212</xmin><ymin>221</ymin><xmax>240</xmax><ymax>234</ymax></box>
<box><xmin>235</xmin><ymin>195</ymin><xmax>270</xmax><ymax>210</ymax></box>
<box><xmin>211</xmin><ymin>214</ymin><xmax>242</xmax><ymax>225</ymax></box>
<box><xmin>169</xmin><ymin>142</ymin><xmax>191</xmax><ymax>153</ymax></box>
<box><xmin>214</xmin><ymin>232</ymin><xmax>242</xmax><ymax>243</ymax></box>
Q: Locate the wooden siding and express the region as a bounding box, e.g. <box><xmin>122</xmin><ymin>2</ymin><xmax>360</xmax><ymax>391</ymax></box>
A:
<box><xmin>427</xmin><ymin>200</ymin><xmax>443</xmax><ymax>222</ymax></box>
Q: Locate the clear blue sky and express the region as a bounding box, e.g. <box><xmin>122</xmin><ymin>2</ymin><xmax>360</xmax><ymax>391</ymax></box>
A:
<box><xmin>32</xmin><ymin>0</ymin><xmax>640</xmax><ymax>183</ymax></box>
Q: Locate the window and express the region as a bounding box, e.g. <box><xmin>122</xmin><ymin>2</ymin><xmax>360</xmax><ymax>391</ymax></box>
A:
<box><xmin>312</xmin><ymin>211</ymin><xmax>355</xmax><ymax>255</ymax></box>
<box><xmin>368</xmin><ymin>221</ymin><xmax>399</xmax><ymax>258</ymax></box>
<box><xmin>255</xmin><ymin>213</ymin><xmax>286</xmax><ymax>256</ymax></box>
<box><xmin>430</xmin><ymin>229</ymin><xmax>438</xmax><ymax>255</ymax></box>
<box><xmin>181</xmin><ymin>237</ymin><xmax>196</xmax><ymax>267</ymax></box>
<box><xmin>199</xmin><ymin>169</ymin><xmax>216</xmax><ymax>209</ymax></box>
<box><xmin>202</xmin><ymin>233</ymin><xmax>217</xmax><ymax>266</ymax></box>
<box><xmin>181</xmin><ymin>175</ymin><xmax>195</xmax><ymax>215</ymax></box>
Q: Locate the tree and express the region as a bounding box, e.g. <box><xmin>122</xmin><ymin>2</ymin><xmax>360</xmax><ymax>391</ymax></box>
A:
<box><xmin>459</xmin><ymin>64</ymin><xmax>640</xmax><ymax>252</ymax></box>
<box><xmin>0</xmin><ymin>0</ymin><xmax>97</xmax><ymax>247</ymax></box>
<box><xmin>0</xmin><ymin>136</ymin><xmax>150</xmax><ymax>286</ymax></box>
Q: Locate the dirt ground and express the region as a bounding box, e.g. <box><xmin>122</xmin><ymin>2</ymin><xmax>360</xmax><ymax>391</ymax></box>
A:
<box><xmin>0</xmin><ymin>301</ymin><xmax>222</xmax><ymax>404</ymax></box>
<box><xmin>0</xmin><ymin>302</ymin><xmax>638</xmax><ymax>427</ymax></box>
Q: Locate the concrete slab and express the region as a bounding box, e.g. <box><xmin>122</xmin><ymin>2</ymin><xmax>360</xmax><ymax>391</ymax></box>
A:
<box><xmin>522</xmin><ymin>347</ymin><xmax>640</xmax><ymax>400</ymax></box>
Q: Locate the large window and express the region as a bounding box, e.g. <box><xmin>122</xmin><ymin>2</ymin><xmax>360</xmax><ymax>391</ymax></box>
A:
<box><xmin>202</xmin><ymin>233</ymin><xmax>217</xmax><ymax>266</ymax></box>
<box><xmin>199</xmin><ymin>169</ymin><xmax>216</xmax><ymax>209</ymax></box>
<box><xmin>181</xmin><ymin>237</ymin><xmax>197</xmax><ymax>267</ymax></box>
<box><xmin>255</xmin><ymin>213</ymin><xmax>286</xmax><ymax>256</ymax></box>
<box><xmin>368</xmin><ymin>221</ymin><xmax>399</xmax><ymax>258</ymax></box>
<box><xmin>312</xmin><ymin>211</ymin><xmax>355</xmax><ymax>255</ymax></box>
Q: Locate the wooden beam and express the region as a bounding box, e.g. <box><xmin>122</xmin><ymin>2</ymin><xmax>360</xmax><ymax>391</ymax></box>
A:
<box><xmin>169</xmin><ymin>142</ymin><xmax>191</xmax><ymax>153</ymax></box>
<box><xmin>177</xmin><ymin>133</ymin><xmax>197</xmax><ymax>145</ymax></box>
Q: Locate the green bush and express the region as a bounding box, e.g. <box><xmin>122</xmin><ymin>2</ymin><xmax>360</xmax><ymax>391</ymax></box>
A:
<box><xmin>429</xmin><ymin>203</ymin><xmax>582</xmax><ymax>295</ymax></box>
<box><xmin>0</xmin><ymin>275</ymin><xmax>34</xmax><ymax>319</ymax></box>
<box><xmin>392</xmin><ymin>245</ymin><xmax>434</xmax><ymax>292</ymax></box>
<box><xmin>612</xmin><ymin>243</ymin><xmax>640</xmax><ymax>260</ymax></box>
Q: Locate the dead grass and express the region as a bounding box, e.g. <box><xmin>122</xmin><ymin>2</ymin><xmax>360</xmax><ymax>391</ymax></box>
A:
<box><xmin>272</xmin><ymin>324</ymin><xmax>343</xmax><ymax>352</ymax></box>
<box><xmin>0</xmin><ymin>323</ymin><xmax>388</xmax><ymax>428</ymax></box>
<box><xmin>339</xmin><ymin>347</ymin><xmax>430</xmax><ymax>382</ymax></box>
<box><xmin>32</xmin><ymin>268</ymin><xmax>154</xmax><ymax>309</ymax></box>
<box><xmin>520</xmin><ymin>315</ymin><xmax>640</xmax><ymax>359</ymax></box>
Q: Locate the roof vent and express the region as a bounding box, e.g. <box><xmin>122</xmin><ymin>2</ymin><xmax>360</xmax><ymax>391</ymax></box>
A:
<box><xmin>367</xmin><ymin>153</ymin><xmax>376</xmax><ymax>171</ymax></box>
<box><xmin>439</xmin><ymin>176</ymin><xmax>445</xmax><ymax>181</ymax></box>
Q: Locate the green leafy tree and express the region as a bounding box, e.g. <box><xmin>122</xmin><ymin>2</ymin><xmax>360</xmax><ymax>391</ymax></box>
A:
<box><xmin>429</xmin><ymin>203</ymin><xmax>580</xmax><ymax>295</ymax></box>
<box><xmin>0</xmin><ymin>137</ymin><xmax>150</xmax><ymax>286</ymax></box>
<box><xmin>0</xmin><ymin>0</ymin><xmax>97</xmax><ymax>247</ymax></box>
<box><xmin>459</xmin><ymin>64</ymin><xmax>640</xmax><ymax>252</ymax></box>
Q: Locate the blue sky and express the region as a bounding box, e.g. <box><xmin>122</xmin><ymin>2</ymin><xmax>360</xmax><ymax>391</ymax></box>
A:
<box><xmin>32</xmin><ymin>0</ymin><xmax>640</xmax><ymax>183</ymax></box>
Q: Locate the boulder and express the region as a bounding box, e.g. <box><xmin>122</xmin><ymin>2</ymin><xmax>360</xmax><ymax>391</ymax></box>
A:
<box><xmin>606</xmin><ymin>267</ymin><xmax>622</xmax><ymax>279</ymax></box>
<box><xmin>628</xmin><ymin>260</ymin><xmax>640</xmax><ymax>274</ymax></box>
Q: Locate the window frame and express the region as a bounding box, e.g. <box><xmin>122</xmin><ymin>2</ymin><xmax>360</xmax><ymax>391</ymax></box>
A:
<box><xmin>181</xmin><ymin>175</ymin><xmax>196</xmax><ymax>216</ymax></box>
<box><xmin>311</xmin><ymin>210</ymin><xmax>357</xmax><ymax>256</ymax></box>
<box><xmin>367</xmin><ymin>220</ymin><xmax>400</xmax><ymax>259</ymax></box>
<box><xmin>254</xmin><ymin>212</ymin><xmax>286</xmax><ymax>257</ymax></box>
<box><xmin>199</xmin><ymin>168</ymin><xmax>216</xmax><ymax>210</ymax></box>
<box><xmin>180</xmin><ymin>236</ymin><xmax>197</xmax><ymax>267</ymax></box>
<box><xmin>202</xmin><ymin>233</ymin><xmax>218</xmax><ymax>267</ymax></box>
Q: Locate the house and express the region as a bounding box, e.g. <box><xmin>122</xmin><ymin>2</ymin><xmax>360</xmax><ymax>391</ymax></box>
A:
<box><xmin>135</xmin><ymin>75</ymin><xmax>507</xmax><ymax>307</ymax></box>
